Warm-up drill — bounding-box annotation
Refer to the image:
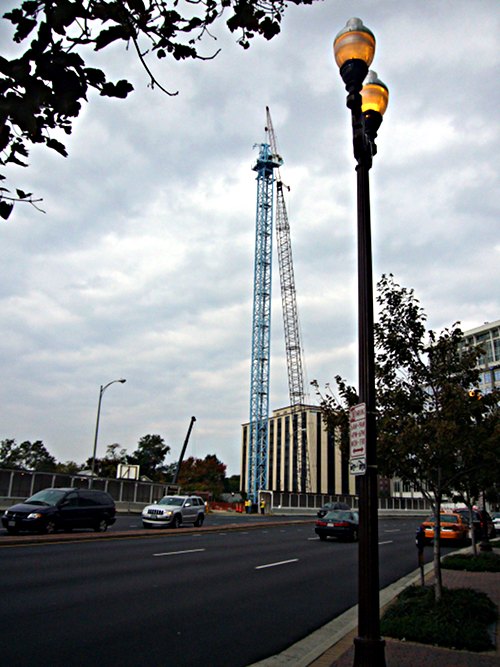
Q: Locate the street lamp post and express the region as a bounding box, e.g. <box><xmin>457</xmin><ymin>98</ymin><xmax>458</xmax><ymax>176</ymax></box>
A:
<box><xmin>333</xmin><ymin>18</ymin><xmax>389</xmax><ymax>667</ymax></box>
<box><xmin>90</xmin><ymin>378</ymin><xmax>126</xmax><ymax>487</ymax></box>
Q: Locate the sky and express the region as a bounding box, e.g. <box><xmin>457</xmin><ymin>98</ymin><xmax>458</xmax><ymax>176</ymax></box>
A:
<box><xmin>0</xmin><ymin>1</ymin><xmax>498</xmax><ymax>476</ymax></box>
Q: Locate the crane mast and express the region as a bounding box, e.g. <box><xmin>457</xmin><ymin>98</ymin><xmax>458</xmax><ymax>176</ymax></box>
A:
<box><xmin>247</xmin><ymin>142</ymin><xmax>282</xmax><ymax>503</ymax></box>
<box><xmin>265</xmin><ymin>107</ymin><xmax>310</xmax><ymax>493</ymax></box>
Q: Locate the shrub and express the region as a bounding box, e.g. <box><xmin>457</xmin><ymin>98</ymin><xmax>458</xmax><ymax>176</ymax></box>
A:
<box><xmin>381</xmin><ymin>585</ymin><xmax>498</xmax><ymax>652</ymax></box>
<box><xmin>442</xmin><ymin>551</ymin><xmax>500</xmax><ymax>572</ymax></box>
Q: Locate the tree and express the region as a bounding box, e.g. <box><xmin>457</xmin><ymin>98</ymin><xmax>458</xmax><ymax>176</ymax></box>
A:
<box><xmin>224</xmin><ymin>473</ymin><xmax>241</xmax><ymax>494</ymax></box>
<box><xmin>0</xmin><ymin>438</ymin><xmax>22</xmax><ymax>468</ymax></box>
<box><xmin>374</xmin><ymin>274</ymin><xmax>499</xmax><ymax>599</ymax></box>
<box><xmin>127</xmin><ymin>433</ymin><xmax>170</xmax><ymax>480</ymax></box>
<box><xmin>55</xmin><ymin>460</ymin><xmax>82</xmax><ymax>474</ymax></box>
<box><xmin>0</xmin><ymin>438</ymin><xmax>56</xmax><ymax>470</ymax></box>
<box><xmin>0</xmin><ymin>0</ymin><xmax>317</xmax><ymax>219</ymax></box>
<box><xmin>315</xmin><ymin>274</ymin><xmax>500</xmax><ymax>601</ymax></box>
<box><xmin>84</xmin><ymin>442</ymin><xmax>128</xmax><ymax>479</ymax></box>
<box><xmin>177</xmin><ymin>454</ymin><xmax>226</xmax><ymax>498</ymax></box>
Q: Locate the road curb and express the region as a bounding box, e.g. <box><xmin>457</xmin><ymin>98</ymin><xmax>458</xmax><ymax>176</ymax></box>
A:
<box><xmin>247</xmin><ymin>562</ymin><xmax>435</xmax><ymax>667</ymax></box>
<box><xmin>0</xmin><ymin>518</ymin><xmax>313</xmax><ymax>547</ymax></box>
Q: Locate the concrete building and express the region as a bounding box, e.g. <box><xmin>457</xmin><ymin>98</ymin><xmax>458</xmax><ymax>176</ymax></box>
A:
<box><xmin>241</xmin><ymin>404</ymin><xmax>355</xmax><ymax>497</ymax></box>
<box><xmin>461</xmin><ymin>319</ymin><xmax>500</xmax><ymax>393</ymax></box>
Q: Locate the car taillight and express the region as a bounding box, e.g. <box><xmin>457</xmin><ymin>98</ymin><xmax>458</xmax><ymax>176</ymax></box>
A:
<box><xmin>334</xmin><ymin>521</ymin><xmax>350</xmax><ymax>527</ymax></box>
<box><xmin>317</xmin><ymin>521</ymin><xmax>327</xmax><ymax>527</ymax></box>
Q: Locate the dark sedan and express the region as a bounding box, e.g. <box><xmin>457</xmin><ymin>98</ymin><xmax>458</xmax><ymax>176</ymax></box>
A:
<box><xmin>316</xmin><ymin>501</ymin><xmax>351</xmax><ymax>518</ymax></box>
<box><xmin>315</xmin><ymin>509</ymin><xmax>359</xmax><ymax>541</ymax></box>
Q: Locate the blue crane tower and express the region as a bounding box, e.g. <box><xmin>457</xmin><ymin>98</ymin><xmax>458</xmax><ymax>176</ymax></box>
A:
<box><xmin>247</xmin><ymin>142</ymin><xmax>282</xmax><ymax>503</ymax></box>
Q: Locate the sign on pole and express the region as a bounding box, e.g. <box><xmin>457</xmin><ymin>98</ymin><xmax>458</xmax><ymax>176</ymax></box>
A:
<box><xmin>349</xmin><ymin>403</ymin><xmax>367</xmax><ymax>476</ymax></box>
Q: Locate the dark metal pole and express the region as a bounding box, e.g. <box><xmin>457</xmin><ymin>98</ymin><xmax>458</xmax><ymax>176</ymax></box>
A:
<box><xmin>172</xmin><ymin>416</ymin><xmax>197</xmax><ymax>484</ymax></box>
<box><xmin>353</xmin><ymin>159</ymin><xmax>386</xmax><ymax>667</ymax></box>
<box><xmin>90</xmin><ymin>379</ymin><xmax>126</xmax><ymax>489</ymax></box>
<box><xmin>90</xmin><ymin>385</ymin><xmax>104</xmax><ymax>489</ymax></box>
<box><xmin>338</xmin><ymin>60</ymin><xmax>386</xmax><ymax>667</ymax></box>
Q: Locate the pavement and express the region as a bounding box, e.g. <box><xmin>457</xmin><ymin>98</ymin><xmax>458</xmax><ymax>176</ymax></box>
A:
<box><xmin>3</xmin><ymin>516</ymin><xmax>499</xmax><ymax>666</ymax></box>
<box><xmin>250</xmin><ymin>549</ymin><xmax>500</xmax><ymax>667</ymax></box>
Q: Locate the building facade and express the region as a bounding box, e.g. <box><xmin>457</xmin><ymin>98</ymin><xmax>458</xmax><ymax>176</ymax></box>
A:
<box><xmin>461</xmin><ymin>319</ymin><xmax>500</xmax><ymax>393</ymax></box>
<box><xmin>241</xmin><ymin>404</ymin><xmax>355</xmax><ymax>497</ymax></box>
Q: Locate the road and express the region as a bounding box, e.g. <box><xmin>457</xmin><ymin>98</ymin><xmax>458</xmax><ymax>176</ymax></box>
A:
<box><xmin>0</xmin><ymin>516</ymin><xmax>452</xmax><ymax>667</ymax></box>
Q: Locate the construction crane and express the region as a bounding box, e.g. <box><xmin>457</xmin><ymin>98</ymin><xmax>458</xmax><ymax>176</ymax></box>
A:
<box><xmin>247</xmin><ymin>110</ymin><xmax>310</xmax><ymax>502</ymax></box>
<box><xmin>265</xmin><ymin>107</ymin><xmax>310</xmax><ymax>493</ymax></box>
<box><xmin>247</xmin><ymin>142</ymin><xmax>282</xmax><ymax>503</ymax></box>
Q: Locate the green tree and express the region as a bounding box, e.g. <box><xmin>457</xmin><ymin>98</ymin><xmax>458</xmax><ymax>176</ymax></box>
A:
<box><xmin>374</xmin><ymin>274</ymin><xmax>498</xmax><ymax>600</ymax></box>
<box><xmin>0</xmin><ymin>438</ymin><xmax>21</xmax><ymax>468</ymax></box>
<box><xmin>127</xmin><ymin>434</ymin><xmax>170</xmax><ymax>481</ymax></box>
<box><xmin>177</xmin><ymin>454</ymin><xmax>226</xmax><ymax>498</ymax></box>
<box><xmin>0</xmin><ymin>0</ymin><xmax>317</xmax><ymax>219</ymax></box>
<box><xmin>315</xmin><ymin>274</ymin><xmax>500</xmax><ymax>601</ymax></box>
<box><xmin>0</xmin><ymin>438</ymin><xmax>56</xmax><ymax>470</ymax></box>
<box><xmin>224</xmin><ymin>473</ymin><xmax>241</xmax><ymax>494</ymax></box>
<box><xmin>84</xmin><ymin>442</ymin><xmax>128</xmax><ymax>479</ymax></box>
<box><xmin>55</xmin><ymin>460</ymin><xmax>82</xmax><ymax>475</ymax></box>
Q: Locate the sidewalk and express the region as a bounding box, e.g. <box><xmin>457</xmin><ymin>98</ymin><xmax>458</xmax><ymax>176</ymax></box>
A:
<box><xmin>312</xmin><ymin>567</ymin><xmax>500</xmax><ymax>667</ymax></box>
<box><xmin>251</xmin><ymin>554</ymin><xmax>499</xmax><ymax>667</ymax></box>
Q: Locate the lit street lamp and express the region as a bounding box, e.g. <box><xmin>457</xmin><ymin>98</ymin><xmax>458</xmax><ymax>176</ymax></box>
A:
<box><xmin>90</xmin><ymin>378</ymin><xmax>126</xmax><ymax>487</ymax></box>
<box><xmin>333</xmin><ymin>17</ymin><xmax>389</xmax><ymax>667</ymax></box>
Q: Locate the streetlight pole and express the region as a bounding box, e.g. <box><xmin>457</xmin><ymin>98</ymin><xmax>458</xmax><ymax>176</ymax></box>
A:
<box><xmin>90</xmin><ymin>378</ymin><xmax>126</xmax><ymax>488</ymax></box>
<box><xmin>333</xmin><ymin>18</ymin><xmax>389</xmax><ymax>667</ymax></box>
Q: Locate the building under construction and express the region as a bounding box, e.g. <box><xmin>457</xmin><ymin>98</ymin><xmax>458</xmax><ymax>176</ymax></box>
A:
<box><xmin>241</xmin><ymin>404</ymin><xmax>355</xmax><ymax>498</ymax></box>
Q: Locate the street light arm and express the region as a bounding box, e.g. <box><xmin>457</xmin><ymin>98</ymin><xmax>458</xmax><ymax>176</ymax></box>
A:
<box><xmin>102</xmin><ymin>378</ymin><xmax>127</xmax><ymax>394</ymax></box>
<box><xmin>90</xmin><ymin>378</ymin><xmax>126</xmax><ymax>487</ymax></box>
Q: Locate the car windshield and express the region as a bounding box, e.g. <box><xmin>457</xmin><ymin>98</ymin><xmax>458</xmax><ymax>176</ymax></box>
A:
<box><xmin>324</xmin><ymin>510</ymin><xmax>354</xmax><ymax>521</ymax></box>
<box><xmin>25</xmin><ymin>489</ymin><xmax>67</xmax><ymax>506</ymax></box>
<box><xmin>158</xmin><ymin>497</ymin><xmax>184</xmax><ymax>506</ymax></box>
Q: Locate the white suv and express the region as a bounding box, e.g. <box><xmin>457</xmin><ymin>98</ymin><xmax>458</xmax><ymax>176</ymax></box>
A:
<box><xmin>142</xmin><ymin>495</ymin><xmax>205</xmax><ymax>529</ymax></box>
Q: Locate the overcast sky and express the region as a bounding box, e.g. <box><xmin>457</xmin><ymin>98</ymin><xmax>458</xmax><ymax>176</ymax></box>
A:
<box><xmin>1</xmin><ymin>1</ymin><xmax>498</xmax><ymax>476</ymax></box>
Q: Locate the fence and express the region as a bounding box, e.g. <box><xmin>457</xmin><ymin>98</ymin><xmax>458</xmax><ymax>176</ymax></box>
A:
<box><xmin>0</xmin><ymin>468</ymin><xmax>169</xmax><ymax>506</ymax></box>
<box><xmin>0</xmin><ymin>468</ymin><xmax>432</xmax><ymax>513</ymax></box>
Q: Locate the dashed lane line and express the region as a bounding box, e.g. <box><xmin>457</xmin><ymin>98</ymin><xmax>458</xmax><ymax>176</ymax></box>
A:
<box><xmin>153</xmin><ymin>548</ymin><xmax>206</xmax><ymax>557</ymax></box>
<box><xmin>255</xmin><ymin>558</ymin><xmax>299</xmax><ymax>570</ymax></box>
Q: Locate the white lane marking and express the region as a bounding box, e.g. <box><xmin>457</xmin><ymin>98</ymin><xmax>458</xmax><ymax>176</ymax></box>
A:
<box><xmin>255</xmin><ymin>558</ymin><xmax>299</xmax><ymax>570</ymax></box>
<box><xmin>384</xmin><ymin>529</ymin><xmax>401</xmax><ymax>533</ymax></box>
<box><xmin>308</xmin><ymin>537</ymin><xmax>320</xmax><ymax>541</ymax></box>
<box><xmin>153</xmin><ymin>548</ymin><xmax>206</xmax><ymax>557</ymax></box>
<box><xmin>378</xmin><ymin>540</ymin><xmax>393</xmax><ymax>546</ymax></box>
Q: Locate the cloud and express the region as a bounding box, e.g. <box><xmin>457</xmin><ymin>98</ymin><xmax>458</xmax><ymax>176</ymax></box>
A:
<box><xmin>0</xmin><ymin>0</ymin><xmax>498</xmax><ymax>476</ymax></box>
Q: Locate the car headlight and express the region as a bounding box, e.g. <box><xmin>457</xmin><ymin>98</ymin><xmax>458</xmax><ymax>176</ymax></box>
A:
<box><xmin>164</xmin><ymin>511</ymin><xmax>172</xmax><ymax>517</ymax></box>
<box><xmin>27</xmin><ymin>512</ymin><xmax>43</xmax><ymax>520</ymax></box>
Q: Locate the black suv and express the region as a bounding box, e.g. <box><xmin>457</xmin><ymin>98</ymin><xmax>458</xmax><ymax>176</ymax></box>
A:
<box><xmin>2</xmin><ymin>487</ymin><xmax>116</xmax><ymax>534</ymax></box>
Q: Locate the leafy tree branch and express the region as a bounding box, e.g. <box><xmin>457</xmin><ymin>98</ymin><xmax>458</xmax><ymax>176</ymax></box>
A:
<box><xmin>0</xmin><ymin>0</ymin><xmax>318</xmax><ymax>219</ymax></box>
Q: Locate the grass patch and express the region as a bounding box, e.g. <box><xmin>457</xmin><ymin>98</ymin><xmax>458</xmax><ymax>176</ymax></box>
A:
<box><xmin>442</xmin><ymin>551</ymin><xmax>500</xmax><ymax>572</ymax></box>
<box><xmin>381</xmin><ymin>585</ymin><xmax>497</xmax><ymax>651</ymax></box>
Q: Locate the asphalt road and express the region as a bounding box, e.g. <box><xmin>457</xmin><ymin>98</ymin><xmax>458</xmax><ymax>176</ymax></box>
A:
<box><xmin>0</xmin><ymin>517</ymin><xmax>452</xmax><ymax>667</ymax></box>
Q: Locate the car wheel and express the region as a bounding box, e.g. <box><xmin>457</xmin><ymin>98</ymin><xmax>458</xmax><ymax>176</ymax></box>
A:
<box><xmin>6</xmin><ymin>526</ymin><xmax>18</xmax><ymax>535</ymax></box>
<box><xmin>194</xmin><ymin>514</ymin><xmax>204</xmax><ymax>527</ymax></box>
<box><xmin>319</xmin><ymin>533</ymin><xmax>327</xmax><ymax>541</ymax></box>
<box><xmin>94</xmin><ymin>519</ymin><xmax>108</xmax><ymax>533</ymax></box>
<box><xmin>142</xmin><ymin>522</ymin><xmax>152</xmax><ymax>529</ymax></box>
<box><xmin>172</xmin><ymin>514</ymin><xmax>181</xmax><ymax>528</ymax></box>
<box><xmin>45</xmin><ymin>520</ymin><xmax>57</xmax><ymax>534</ymax></box>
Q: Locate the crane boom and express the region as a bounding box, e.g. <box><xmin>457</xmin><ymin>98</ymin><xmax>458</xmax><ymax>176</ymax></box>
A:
<box><xmin>265</xmin><ymin>107</ymin><xmax>310</xmax><ymax>493</ymax></box>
